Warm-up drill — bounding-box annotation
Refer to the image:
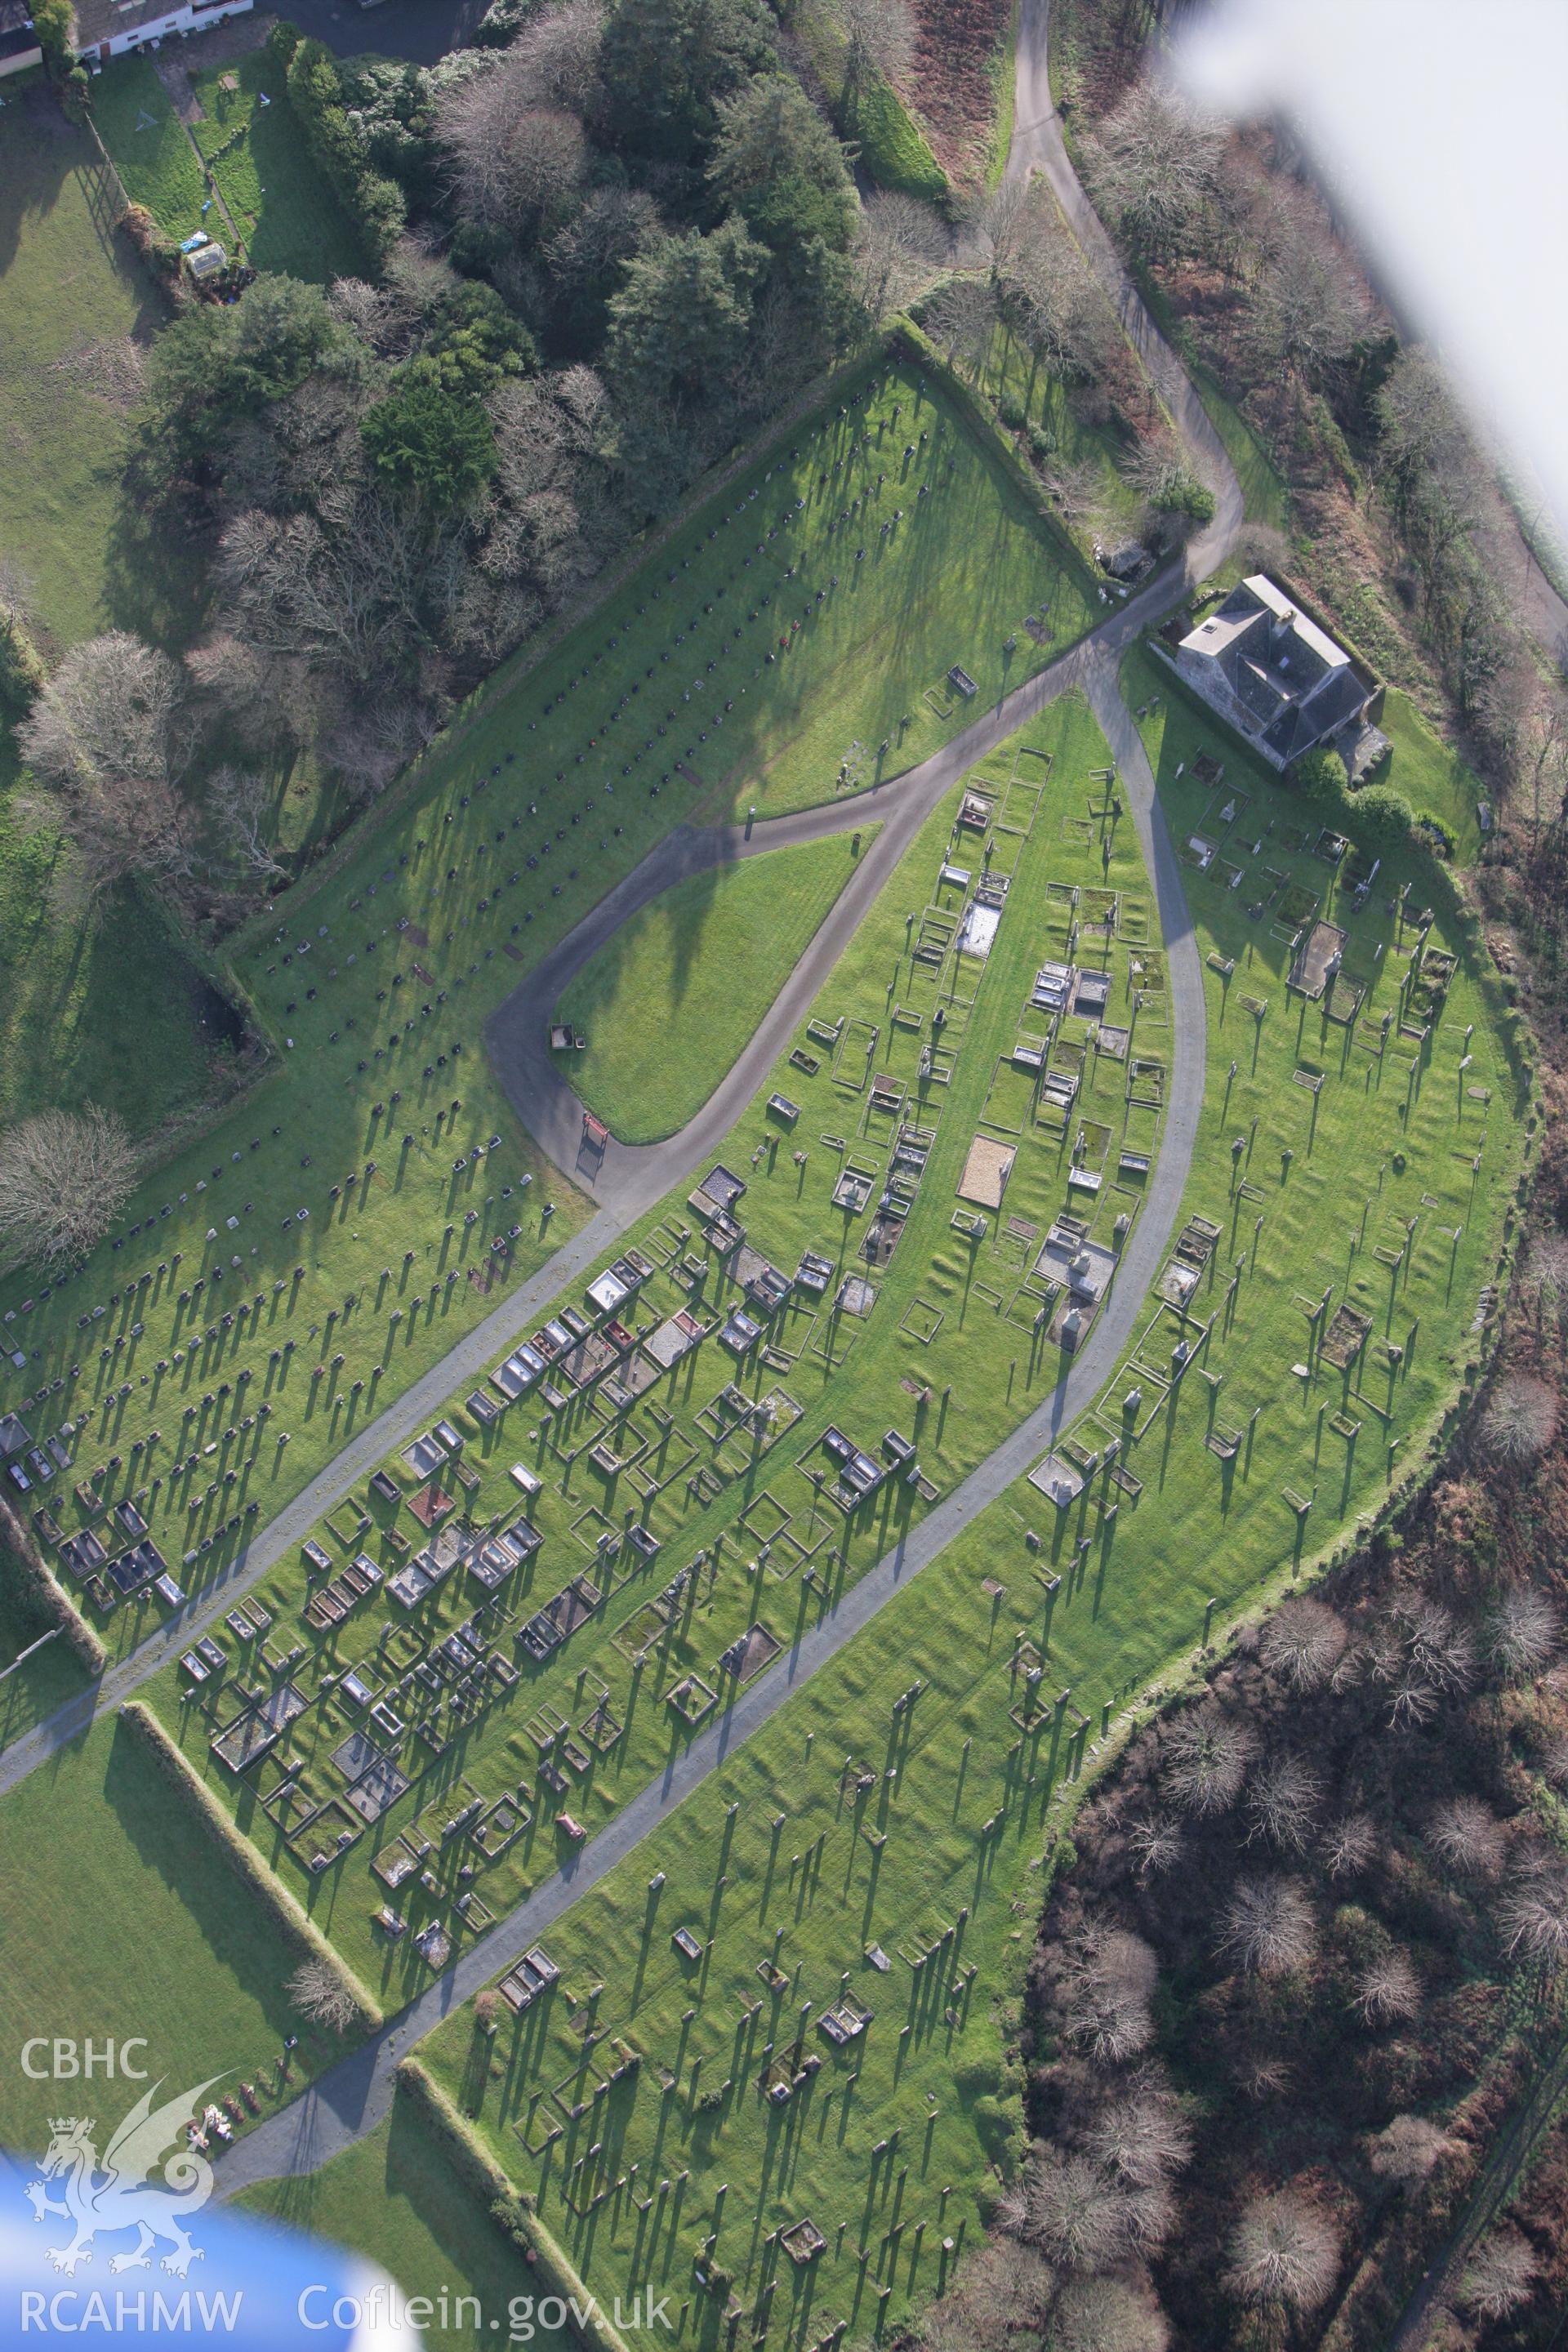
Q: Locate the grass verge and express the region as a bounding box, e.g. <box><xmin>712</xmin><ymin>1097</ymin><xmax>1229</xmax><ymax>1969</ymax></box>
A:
<box><xmin>558</xmin><ymin>832</ymin><xmax>870</xmax><ymax>1143</ymax></box>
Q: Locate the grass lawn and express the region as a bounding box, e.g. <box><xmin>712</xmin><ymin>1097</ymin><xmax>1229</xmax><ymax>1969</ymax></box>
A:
<box><xmin>1378</xmin><ymin>684</ymin><xmax>1486</xmax><ymax>864</ymax></box>
<box><xmin>1190</xmin><ymin>367</ymin><xmax>1291</xmax><ymax>531</ymax></box>
<box><xmin>236</xmin><ymin>2090</ymin><xmax>578</xmax><ymax>2350</ymax></box>
<box><xmin>0</xmin><ymin>1551</ymin><xmax>86</xmax><ymax>1733</ymax></box>
<box><xmin>0</xmin><ymin>1708</ymin><xmax>355</xmax><ymax>2160</ymax></box>
<box><xmin>0</xmin><ymin>87</ymin><xmax>218</xmax><ymax>1147</ymax></box>
<box><xmin>970</xmin><ymin>314</ymin><xmax>1146</xmax><ymax>557</ymax></box>
<box><xmin>189</xmin><ymin>51</ymin><xmax>365</xmax><ymax>283</ymax></box>
<box><xmin>91</xmin><ymin>56</ymin><xmax>207</xmax><ymax>238</ymax></box>
<box><xmin>394</xmin><ymin>656</ymin><xmax>1526</xmax><ymax>2352</ymax></box>
<box><xmin>0</xmin><ymin>84</ymin><xmax>170</xmax><ymax>646</ymax></box>
<box><xmin>558</xmin><ymin>832</ymin><xmax>869</xmax><ymax>1143</ymax></box>
<box><xmin>0</xmin><ymin>770</ymin><xmax>224</xmax><ymax>1129</ymax></box>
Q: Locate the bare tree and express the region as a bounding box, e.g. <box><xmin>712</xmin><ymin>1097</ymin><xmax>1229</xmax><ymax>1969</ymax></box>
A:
<box><xmin>1480</xmin><ymin>1372</ymin><xmax>1560</xmax><ymax>1464</ymax></box>
<box><xmin>821</xmin><ymin>0</ymin><xmax>915</xmax><ymax>96</ymax></box>
<box><xmin>1366</xmin><ymin>2114</ymin><xmax>1451</xmax><ymax>2185</ymax></box>
<box><xmin>1084</xmin><ymin>80</ymin><xmax>1223</xmax><ymax>259</ymax></box>
<box><xmin>1246</xmin><ymin>193</ymin><xmax>1367</xmax><ymax>381</ymax></box>
<box><xmin>1260</xmin><ymin>1596</ymin><xmax>1348</xmax><ymax>1691</ymax></box>
<box><xmin>1428</xmin><ymin>1795</ymin><xmax>1509</xmax><ymax>1882</ymax></box>
<box><xmin>1365</xmin><ymin>1594</ymin><xmax>1477</xmax><ymax>1728</ymax></box>
<box><xmin>1160</xmin><ymin>1703</ymin><xmax>1257</xmax><ymax>1817</ymax></box>
<box><xmin>209</xmin><ymin>765</ymin><xmax>287</xmax><ymax>884</ymax></box>
<box><xmin>1526</xmin><ymin>1232</ymin><xmax>1568</xmax><ymax>1312</ymax></box>
<box><xmin>855</xmin><ymin>189</ymin><xmax>947</xmax><ymax>319</ymax></box>
<box><xmin>1225</xmin><ymin>2185</ymin><xmax>1340</xmax><ymax>2314</ymax></box>
<box><xmin>1245</xmin><ymin>1752</ymin><xmax>1325</xmax><ymax>1855</ymax></box>
<box><xmin>1320</xmin><ymin>1811</ymin><xmax>1378</xmax><ymax>1879</ymax></box>
<box><xmin>437</xmin><ymin>0</ymin><xmax>600</xmax><ymax>234</ymax></box>
<box><xmin>1052</xmin><ymin>2272</ymin><xmax>1170</xmax><ymax>2352</ymax></box>
<box><xmin>1083</xmin><ymin>2075</ymin><xmax>1192</xmax><ymax>2189</ymax></box>
<box><xmin>1057</xmin><ymin>1926</ymin><xmax>1156</xmax><ymax>2069</ymax></box>
<box><xmin>1218</xmin><ymin>1876</ymin><xmax>1316</xmax><ymax>1977</ymax></box>
<box><xmin>0</xmin><ymin>1105</ymin><xmax>136</xmax><ymax>1272</ymax></box>
<box><xmin>1126</xmin><ymin>1812</ymin><xmax>1185</xmax><ymax>1878</ymax></box>
<box><xmin>924</xmin><ymin>277</ymin><xmax>997</xmax><ymax>376</ymax></box>
<box><xmin>996</xmin><ymin>181</ymin><xmax>1113</xmax><ymax>381</ymax></box>
<box><xmin>1539</xmin><ymin>1735</ymin><xmax>1568</xmax><ymax>1793</ymax></box>
<box><xmin>1483</xmin><ymin>1586</ymin><xmax>1560</xmax><ymax>1682</ymax></box>
<box><xmin>1352</xmin><ymin>1949</ymin><xmax>1421</xmax><ymax>2026</ymax></box>
<box><xmin>1020</xmin><ymin>2148</ymin><xmax>1132</xmax><ymax>2274</ymax></box>
<box><xmin>1494</xmin><ymin>1857</ymin><xmax>1568</xmax><ymax>1968</ymax></box>
<box><xmin>922</xmin><ymin>2236</ymin><xmax>1057</xmax><ymax>2352</ymax></box>
<box><xmin>1039</xmin><ymin>457</ymin><xmax>1108</xmax><ymax>536</ymax></box>
<box><xmin>287</xmin><ymin>1957</ymin><xmax>359</xmax><ymax>2034</ymax></box>
<box><xmin>18</xmin><ymin>632</ymin><xmax>196</xmax><ymax>892</ymax></box>
<box><xmin>1459</xmin><ymin>2229</ymin><xmax>1539</xmax><ymax>2321</ymax></box>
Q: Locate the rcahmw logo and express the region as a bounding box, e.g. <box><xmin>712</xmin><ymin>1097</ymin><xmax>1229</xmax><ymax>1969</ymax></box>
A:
<box><xmin>22</xmin><ymin>2077</ymin><xmax>222</xmax><ymax>2279</ymax></box>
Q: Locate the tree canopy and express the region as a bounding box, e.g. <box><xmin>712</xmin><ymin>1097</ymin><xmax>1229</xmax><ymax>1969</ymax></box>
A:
<box><xmin>599</xmin><ymin>0</ymin><xmax>778</xmax><ymax>161</ymax></box>
<box><xmin>606</xmin><ymin>215</ymin><xmax>768</xmax><ymax>402</ymax></box>
<box><xmin>361</xmin><ymin>368</ymin><xmax>498</xmax><ymax>512</ymax></box>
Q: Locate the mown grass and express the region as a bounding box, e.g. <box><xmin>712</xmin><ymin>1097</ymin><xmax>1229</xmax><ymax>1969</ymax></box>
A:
<box><xmin>969</xmin><ymin>314</ymin><xmax>1145</xmax><ymax>555</ymax></box>
<box><xmin>558</xmin><ymin>833</ymin><xmax>868</xmax><ymax>1143</ymax></box>
<box><xmin>0</xmin><ymin>1550</ymin><xmax>84</xmax><ymax>1727</ymax></box>
<box><xmin>0</xmin><ymin>87</ymin><xmax>167</xmax><ymax>646</ymax></box>
<box><xmin>236</xmin><ymin>2091</ymin><xmax>577</xmax><ymax>2352</ymax></box>
<box><xmin>189</xmin><ymin>51</ymin><xmax>364</xmax><ymax>283</ymax></box>
<box><xmin>398</xmin><ymin>655</ymin><xmax>1526</xmax><ymax>2350</ymax></box>
<box><xmin>91</xmin><ymin>56</ymin><xmax>207</xmax><ymax>237</ymax></box>
<box><xmin>1377</xmin><ymin>684</ymin><xmax>1486</xmax><ymax>865</ymax></box>
<box><xmin>0</xmin><ymin>1708</ymin><xmax>354</xmax><ymax>2159</ymax></box>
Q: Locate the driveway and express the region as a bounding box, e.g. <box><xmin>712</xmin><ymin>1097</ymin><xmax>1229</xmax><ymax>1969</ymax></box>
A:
<box><xmin>261</xmin><ymin>0</ymin><xmax>490</xmax><ymax>65</ymax></box>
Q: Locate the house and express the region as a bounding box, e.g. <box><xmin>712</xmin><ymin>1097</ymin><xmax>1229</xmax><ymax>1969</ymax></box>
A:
<box><xmin>76</xmin><ymin>0</ymin><xmax>252</xmax><ymax>66</ymax></box>
<box><xmin>1174</xmin><ymin>576</ymin><xmax>1385</xmax><ymax>775</ymax></box>
<box><xmin>0</xmin><ymin>1</ymin><xmax>42</xmax><ymax>77</ymax></box>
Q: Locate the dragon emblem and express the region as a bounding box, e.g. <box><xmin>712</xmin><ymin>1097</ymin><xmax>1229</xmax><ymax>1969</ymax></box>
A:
<box><xmin>24</xmin><ymin>2078</ymin><xmax>222</xmax><ymax>2276</ymax></box>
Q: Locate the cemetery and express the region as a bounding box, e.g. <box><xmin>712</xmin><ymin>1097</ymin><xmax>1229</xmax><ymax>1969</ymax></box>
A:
<box><xmin>130</xmin><ymin>689</ymin><xmax>1171</xmax><ymax>2008</ymax></box>
<box><xmin>393</xmin><ymin>646</ymin><xmax>1526</xmax><ymax>2352</ymax></box>
<box><xmin>0</xmin><ymin>356</ymin><xmax>1097</xmax><ymax>1740</ymax></box>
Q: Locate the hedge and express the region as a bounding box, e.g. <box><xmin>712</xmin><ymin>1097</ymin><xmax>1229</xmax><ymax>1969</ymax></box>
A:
<box><xmin>118</xmin><ymin>1700</ymin><xmax>383</xmax><ymax>2030</ymax></box>
<box><xmin>396</xmin><ymin>2059</ymin><xmax>634</xmax><ymax>2352</ymax></box>
<box><xmin>0</xmin><ymin>1491</ymin><xmax>106</xmax><ymax>1677</ymax></box>
<box><xmin>268</xmin><ymin>21</ymin><xmax>404</xmax><ymax>270</ymax></box>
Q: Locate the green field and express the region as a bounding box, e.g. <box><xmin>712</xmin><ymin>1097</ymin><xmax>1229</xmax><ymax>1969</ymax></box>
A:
<box><xmin>189</xmin><ymin>50</ymin><xmax>364</xmax><ymax>282</ymax></box>
<box><xmin>0</xmin><ymin>85</ymin><xmax>168</xmax><ymax>646</ymax></box>
<box><xmin>841</xmin><ymin>74</ymin><xmax>948</xmax><ymax>200</ymax></box>
<box><xmin>559</xmin><ymin>834</ymin><xmax>866</xmax><ymax>1143</ymax></box>
<box><xmin>238</xmin><ymin>2093</ymin><xmax>578</xmax><ymax>2351</ymax></box>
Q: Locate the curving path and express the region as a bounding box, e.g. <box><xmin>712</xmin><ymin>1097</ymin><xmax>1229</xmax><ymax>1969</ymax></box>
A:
<box><xmin>216</xmin><ymin>645</ymin><xmax>1209</xmax><ymax>2197</ymax></box>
